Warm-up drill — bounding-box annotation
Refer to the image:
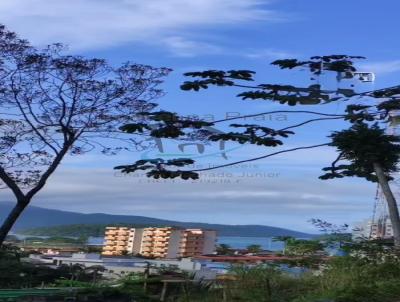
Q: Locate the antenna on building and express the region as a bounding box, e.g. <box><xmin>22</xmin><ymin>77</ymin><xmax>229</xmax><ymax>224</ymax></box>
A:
<box><xmin>353</xmin><ymin>72</ymin><xmax>375</xmax><ymax>82</ymax></box>
<box><xmin>336</xmin><ymin>71</ymin><xmax>375</xmax><ymax>83</ymax></box>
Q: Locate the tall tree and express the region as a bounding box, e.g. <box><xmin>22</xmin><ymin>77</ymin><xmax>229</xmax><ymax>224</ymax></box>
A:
<box><xmin>320</xmin><ymin>123</ymin><xmax>400</xmax><ymax>246</ymax></box>
<box><xmin>216</xmin><ymin>243</ymin><xmax>233</xmax><ymax>255</ymax></box>
<box><xmin>0</xmin><ymin>25</ymin><xmax>170</xmax><ymax>245</ymax></box>
<box><xmin>246</xmin><ymin>244</ymin><xmax>262</xmax><ymax>254</ymax></box>
<box><xmin>117</xmin><ymin>55</ymin><xmax>400</xmax><ymax>246</ymax></box>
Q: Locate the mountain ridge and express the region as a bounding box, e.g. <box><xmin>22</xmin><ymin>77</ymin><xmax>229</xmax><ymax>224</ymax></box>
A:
<box><xmin>0</xmin><ymin>202</ymin><xmax>314</xmax><ymax>237</ymax></box>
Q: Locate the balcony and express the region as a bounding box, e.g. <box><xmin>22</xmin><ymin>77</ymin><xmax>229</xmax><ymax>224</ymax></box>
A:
<box><xmin>180</xmin><ymin>239</ymin><xmax>203</xmax><ymax>244</ymax></box>
<box><xmin>154</xmin><ymin>231</ymin><xmax>170</xmax><ymax>235</ymax></box>
<box><xmin>142</xmin><ymin>236</ymin><xmax>154</xmax><ymax>240</ymax></box>
<box><xmin>116</xmin><ymin>236</ymin><xmax>129</xmax><ymax>240</ymax></box>
<box><xmin>116</xmin><ymin>232</ymin><xmax>130</xmax><ymax>237</ymax></box>
<box><xmin>153</xmin><ymin>245</ymin><xmax>167</xmax><ymax>250</ymax></box>
<box><xmin>105</xmin><ymin>231</ymin><xmax>118</xmax><ymax>235</ymax></box>
<box><xmin>180</xmin><ymin>245</ymin><xmax>204</xmax><ymax>250</ymax></box>
<box><xmin>182</xmin><ymin>243</ymin><xmax>203</xmax><ymax>247</ymax></box>
<box><xmin>154</xmin><ymin>236</ymin><xmax>170</xmax><ymax>241</ymax></box>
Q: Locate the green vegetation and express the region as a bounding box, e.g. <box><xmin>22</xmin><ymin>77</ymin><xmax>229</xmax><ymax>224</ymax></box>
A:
<box><xmin>0</xmin><ymin>289</ymin><xmax>69</xmax><ymax>301</ymax></box>
<box><xmin>176</xmin><ymin>250</ymin><xmax>400</xmax><ymax>302</ymax></box>
<box><xmin>178</xmin><ymin>223</ymin><xmax>400</xmax><ymax>301</ymax></box>
<box><xmin>300</xmin><ymin>256</ymin><xmax>400</xmax><ymax>302</ymax></box>
<box><xmin>2</xmin><ymin>237</ymin><xmax>400</xmax><ymax>301</ymax></box>
<box><xmin>274</xmin><ymin>237</ymin><xmax>325</xmax><ymax>256</ymax></box>
<box><xmin>246</xmin><ymin>244</ymin><xmax>263</xmax><ymax>254</ymax></box>
<box><xmin>108</xmin><ymin>247</ymin><xmax>400</xmax><ymax>302</ymax></box>
<box><xmin>25</xmin><ymin>236</ymin><xmax>87</xmax><ymax>244</ymax></box>
<box><xmin>6</xmin><ymin>235</ymin><xmax>89</xmax><ymax>248</ymax></box>
<box><xmin>0</xmin><ymin>245</ymin><xmax>90</xmax><ymax>288</ymax></box>
<box><xmin>17</xmin><ymin>221</ymin><xmax>312</xmax><ymax>238</ymax></box>
<box><xmin>216</xmin><ymin>243</ymin><xmax>233</xmax><ymax>255</ymax></box>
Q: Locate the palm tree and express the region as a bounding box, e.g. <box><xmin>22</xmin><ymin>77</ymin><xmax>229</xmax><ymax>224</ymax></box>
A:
<box><xmin>272</xmin><ymin>236</ymin><xmax>294</xmax><ymax>255</ymax></box>
<box><xmin>84</xmin><ymin>265</ymin><xmax>105</xmax><ymax>284</ymax></box>
<box><xmin>216</xmin><ymin>244</ymin><xmax>232</xmax><ymax>255</ymax></box>
<box><xmin>246</xmin><ymin>244</ymin><xmax>262</xmax><ymax>254</ymax></box>
<box><xmin>69</xmin><ymin>264</ymin><xmax>84</xmax><ymax>282</ymax></box>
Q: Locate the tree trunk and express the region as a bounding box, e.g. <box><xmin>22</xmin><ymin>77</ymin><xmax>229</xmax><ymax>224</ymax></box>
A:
<box><xmin>0</xmin><ymin>144</ymin><xmax>72</xmax><ymax>248</ymax></box>
<box><xmin>92</xmin><ymin>271</ymin><xmax>97</xmax><ymax>284</ymax></box>
<box><xmin>373</xmin><ymin>162</ymin><xmax>400</xmax><ymax>247</ymax></box>
<box><xmin>0</xmin><ymin>199</ymin><xmax>29</xmax><ymax>246</ymax></box>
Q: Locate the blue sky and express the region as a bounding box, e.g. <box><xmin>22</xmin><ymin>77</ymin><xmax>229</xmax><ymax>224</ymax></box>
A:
<box><xmin>0</xmin><ymin>0</ymin><xmax>399</xmax><ymax>232</ymax></box>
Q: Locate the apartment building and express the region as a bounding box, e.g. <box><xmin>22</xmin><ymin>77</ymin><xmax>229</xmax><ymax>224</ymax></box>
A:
<box><xmin>171</xmin><ymin>229</ymin><xmax>217</xmax><ymax>258</ymax></box>
<box><xmin>102</xmin><ymin>226</ymin><xmax>216</xmax><ymax>258</ymax></box>
<box><xmin>102</xmin><ymin>227</ymin><xmax>135</xmax><ymax>256</ymax></box>
<box><xmin>139</xmin><ymin>227</ymin><xmax>173</xmax><ymax>258</ymax></box>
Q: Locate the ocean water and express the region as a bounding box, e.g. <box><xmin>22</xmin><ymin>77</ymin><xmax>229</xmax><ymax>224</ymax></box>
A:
<box><xmin>217</xmin><ymin>236</ymin><xmax>285</xmax><ymax>251</ymax></box>
<box><xmin>87</xmin><ymin>236</ymin><xmax>286</xmax><ymax>251</ymax></box>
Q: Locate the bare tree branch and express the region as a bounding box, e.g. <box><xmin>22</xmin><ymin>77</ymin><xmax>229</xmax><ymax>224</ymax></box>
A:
<box><xmin>213</xmin><ymin>110</ymin><xmax>345</xmax><ymax>124</ymax></box>
<box><xmin>190</xmin><ymin>143</ymin><xmax>330</xmax><ymax>172</ymax></box>
<box><xmin>0</xmin><ymin>166</ymin><xmax>25</xmax><ymax>201</ymax></box>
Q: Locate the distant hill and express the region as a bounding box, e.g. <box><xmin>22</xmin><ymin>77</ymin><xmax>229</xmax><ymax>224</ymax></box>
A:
<box><xmin>0</xmin><ymin>202</ymin><xmax>314</xmax><ymax>238</ymax></box>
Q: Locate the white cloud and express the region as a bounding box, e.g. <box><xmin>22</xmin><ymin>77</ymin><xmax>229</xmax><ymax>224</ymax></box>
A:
<box><xmin>0</xmin><ymin>161</ymin><xmax>374</xmax><ymax>231</ymax></box>
<box><xmin>300</xmin><ymin>193</ymin><xmax>329</xmax><ymax>201</ymax></box>
<box><xmin>0</xmin><ymin>0</ymin><xmax>278</xmax><ymax>50</ymax></box>
<box><xmin>171</xmin><ymin>190</ymin><xmax>282</xmax><ymax>198</ymax></box>
<box><xmin>244</xmin><ymin>48</ymin><xmax>296</xmax><ymax>60</ymax></box>
<box><xmin>360</xmin><ymin>60</ymin><xmax>400</xmax><ymax>75</ymax></box>
<box><xmin>162</xmin><ymin>36</ymin><xmax>222</xmax><ymax>57</ymax></box>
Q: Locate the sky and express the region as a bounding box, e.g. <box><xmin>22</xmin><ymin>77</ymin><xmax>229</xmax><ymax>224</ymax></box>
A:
<box><xmin>1</xmin><ymin>0</ymin><xmax>400</xmax><ymax>233</ymax></box>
